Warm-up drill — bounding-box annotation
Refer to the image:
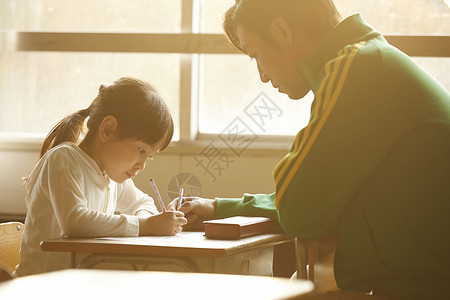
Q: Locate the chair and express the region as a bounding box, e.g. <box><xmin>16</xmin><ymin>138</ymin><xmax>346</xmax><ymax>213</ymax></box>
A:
<box><xmin>295</xmin><ymin>235</ymin><xmax>339</xmax><ymax>293</ymax></box>
<box><xmin>0</xmin><ymin>222</ymin><xmax>25</xmax><ymax>281</ymax></box>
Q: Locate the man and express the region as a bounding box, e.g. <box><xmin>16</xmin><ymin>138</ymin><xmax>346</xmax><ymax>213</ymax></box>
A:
<box><xmin>172</xmin><ymin>1</ymin><xmax>450</xmax><ymax>299</ymax></box>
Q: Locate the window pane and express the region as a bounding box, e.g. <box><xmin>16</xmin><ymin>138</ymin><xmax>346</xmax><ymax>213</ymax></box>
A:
<box><xmin>200</xmin><ymin>0</ymin><xmax>450</xmax><ymax>35</ymax></box>
<box><xmin>0</xmin><ymin>52</ymin><xmax>180</xmax><ymax>140</ymax></box>
<box><xmin>199</xmin><ymin>0</ymin><xmax>235</xmax><ymax>33</ymax></box>
<box><xmin>0</xmin><ymin>0</ymin><xmax>181</xmax><ymax>32</ymax></box>
<box><xmin>198</xmin><ymin>54</ymin><xmax>312</xmax><ymax>136</ymax></box>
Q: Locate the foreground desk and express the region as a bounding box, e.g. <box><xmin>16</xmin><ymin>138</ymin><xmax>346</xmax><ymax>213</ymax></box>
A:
<box><xmin>41</xmin><ymin>232</ymin><xmax>293</xmax><ymax>276</ymax></box>
<box><xmin>0</xmin><ymin>269</ymin><xmax>314</xmax><ymax>300</ymax></box>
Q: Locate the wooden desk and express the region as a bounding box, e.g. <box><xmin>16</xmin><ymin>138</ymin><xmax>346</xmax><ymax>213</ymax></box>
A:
<box><xmin>41</xmin><ymin>232</ymin><xmax>293</xmax><ymax>276</ymax></box>
<box><xmin>0</xmin><ymin>269</ymin><xmax>314</xmax><ymax>299</ymax></box>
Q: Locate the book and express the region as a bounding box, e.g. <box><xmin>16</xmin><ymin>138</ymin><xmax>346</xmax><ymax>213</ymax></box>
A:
<box><xmin>203</xmin><ymin>216</ymin><xmax>273</xmax><ymax>240</ymax></box>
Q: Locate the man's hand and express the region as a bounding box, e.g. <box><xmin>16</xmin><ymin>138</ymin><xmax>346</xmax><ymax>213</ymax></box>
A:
<box><xmin>168</xmin><ymin>197</ymin><xmax>215</xmax><ymax>231</ymax></box>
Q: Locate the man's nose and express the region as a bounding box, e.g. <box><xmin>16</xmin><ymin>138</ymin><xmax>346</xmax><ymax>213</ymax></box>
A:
<box><xmin>257</xmin><ymin>64</ymin><xmax>270</xmax><ymax>83</ymax></box>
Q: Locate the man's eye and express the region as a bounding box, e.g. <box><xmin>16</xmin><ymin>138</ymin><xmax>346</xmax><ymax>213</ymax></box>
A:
<box><xmin>138</xmin><ymin>148</ymin><xmax>146</xmax><ymax>154</ymax></box>
<box><xmin>147</xmin><ymin>156</ymin><xmax>155</xmax><ymax>161</ymax></box>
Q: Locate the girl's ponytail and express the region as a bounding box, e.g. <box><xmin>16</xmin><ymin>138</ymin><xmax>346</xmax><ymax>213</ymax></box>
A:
<box><xmin>39</xmin><ymin>108</ymin><xmax>90</xmax><ymax>158</ymax></box>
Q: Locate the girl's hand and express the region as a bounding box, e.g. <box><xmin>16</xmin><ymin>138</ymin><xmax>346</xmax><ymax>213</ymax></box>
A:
<box><xmin>168</xmin><ymin>197</ymin><xmax>215</xmax><ymax>231</ymax></box>
<box><xmin>138</xmin><ymin>210</ymin><xmax>187</xmax><ymax>236</ymax></box>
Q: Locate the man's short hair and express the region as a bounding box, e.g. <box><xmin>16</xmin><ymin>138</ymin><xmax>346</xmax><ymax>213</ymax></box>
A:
<box><xmin>223</xmin><ymin>0</ymin><xmax>342</xmax><ymax>53</ymax></box>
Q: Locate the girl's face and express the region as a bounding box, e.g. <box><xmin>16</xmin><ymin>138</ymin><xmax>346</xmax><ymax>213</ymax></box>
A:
<box><xmin>99</xmin><ymin>138</ymin><xmax>161</xmax><ymax>183</ymax></box>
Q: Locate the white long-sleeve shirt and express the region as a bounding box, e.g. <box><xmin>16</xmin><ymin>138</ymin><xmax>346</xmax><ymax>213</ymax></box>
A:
<box><xmin>14</xmin><ymin>142</ymin><xmax>159</xmax><ymax>276</ymax></box>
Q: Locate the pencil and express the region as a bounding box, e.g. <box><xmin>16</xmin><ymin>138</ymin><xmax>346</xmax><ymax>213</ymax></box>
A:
<box><xmin>177</xmin><ymin>187</ymin><xmax>184</xmax><ymax>210</ymax></box>
<box><xmin>149</xmin><ymin>179</ymin><xmax>166</xmax><ymax>212</ymax></box>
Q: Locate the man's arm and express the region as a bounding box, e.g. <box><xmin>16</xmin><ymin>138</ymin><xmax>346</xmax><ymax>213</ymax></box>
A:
<box><xmin>171</xmin><ymin>193</ymin><xmax>282</xmax><ymax>231</ymax></box>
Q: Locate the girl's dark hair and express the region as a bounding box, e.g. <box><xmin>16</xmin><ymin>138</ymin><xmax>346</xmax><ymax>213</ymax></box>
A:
<box><xmin>223</xmin><ymin>0</ymin><xmax>342</xmax><ymax>53</ymax></box>
<box><xmin>40</xmin><ymin>77</ymin><xmax>173</xmax><ymax>158</ymax></box>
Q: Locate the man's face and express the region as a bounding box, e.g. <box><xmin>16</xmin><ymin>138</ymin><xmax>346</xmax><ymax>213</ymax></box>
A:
<box><xmin>236</xmin><ymin>24</ymin><xmax>312</xmax><ymax>100</ymax></box>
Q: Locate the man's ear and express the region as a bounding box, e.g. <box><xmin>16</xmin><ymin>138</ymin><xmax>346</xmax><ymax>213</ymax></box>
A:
<box><xmin>98</xmin><ymin>115</ymin><xmax>119</xmax><ymax>142</ymax></box>
<box><xmin>269</xmin><ymin>17</ymin><xmax>293</xmax><ymax>46</ymax></box>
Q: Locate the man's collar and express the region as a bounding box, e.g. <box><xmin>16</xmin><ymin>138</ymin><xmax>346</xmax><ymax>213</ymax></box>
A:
<box><xmin>297</xmin><ymin>13</ymin><xmax>382</xmax><ymax>93</ymax></box>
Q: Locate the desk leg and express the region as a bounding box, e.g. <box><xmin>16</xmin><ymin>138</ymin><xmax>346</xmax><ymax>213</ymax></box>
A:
<box><xmin>71</xmin><ymin>252</ymin><xmax>76</xmax><ymax>269</ymax></box>
<box><xmin>295</xmin><ymin>238</ymin><xmax>308</xmax><ymax>280</ymax></box>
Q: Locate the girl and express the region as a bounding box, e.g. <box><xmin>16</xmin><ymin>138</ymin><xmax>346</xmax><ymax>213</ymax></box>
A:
<box><xmin>14</xmin><ymin>77</ymin><xmax>186</xmax><ymax>276</ymax></box>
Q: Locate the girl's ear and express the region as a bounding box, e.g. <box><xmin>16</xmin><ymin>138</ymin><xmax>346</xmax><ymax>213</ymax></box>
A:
<box><xmin>269</xmin><ymin>17</ymin><xmax>293</xmax><ymax>47</ymax></box>
<box><xmin>98</xmin><ymin>115</ymin><xmax>119</xmax><ymax>142</ymax></box>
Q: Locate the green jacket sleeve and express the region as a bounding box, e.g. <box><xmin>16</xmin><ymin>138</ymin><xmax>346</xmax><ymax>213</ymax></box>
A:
<box><xmin>215</xmin><ymin>193</ymin><xmax>283</xmax><ymax>232</ymax></box>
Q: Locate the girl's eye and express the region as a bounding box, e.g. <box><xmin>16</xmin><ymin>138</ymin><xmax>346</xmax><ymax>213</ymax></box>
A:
<box><xmin>138</xmin><ymin>147</ymin><xmax>155</xmax><ymax>160</ymax></box>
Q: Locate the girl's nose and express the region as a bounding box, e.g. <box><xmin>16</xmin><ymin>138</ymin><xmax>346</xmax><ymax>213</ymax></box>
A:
<box><xmin>136</xmin><ymin>159</ymin><xmax>146</xmax><ymax>172</ymax></box>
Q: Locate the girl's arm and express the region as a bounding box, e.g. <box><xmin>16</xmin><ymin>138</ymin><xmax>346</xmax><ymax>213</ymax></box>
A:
<box><xmin>46</xmin><ymin>147</ymin><xmax>140</xmax><ymax>237</ymax></box>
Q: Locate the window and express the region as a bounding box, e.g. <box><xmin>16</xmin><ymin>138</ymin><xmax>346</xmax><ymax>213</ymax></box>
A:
<box><xmin>1</xmin><ymin>0</ymin><xmax>449</xmax><ymax>145</ymax></box>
